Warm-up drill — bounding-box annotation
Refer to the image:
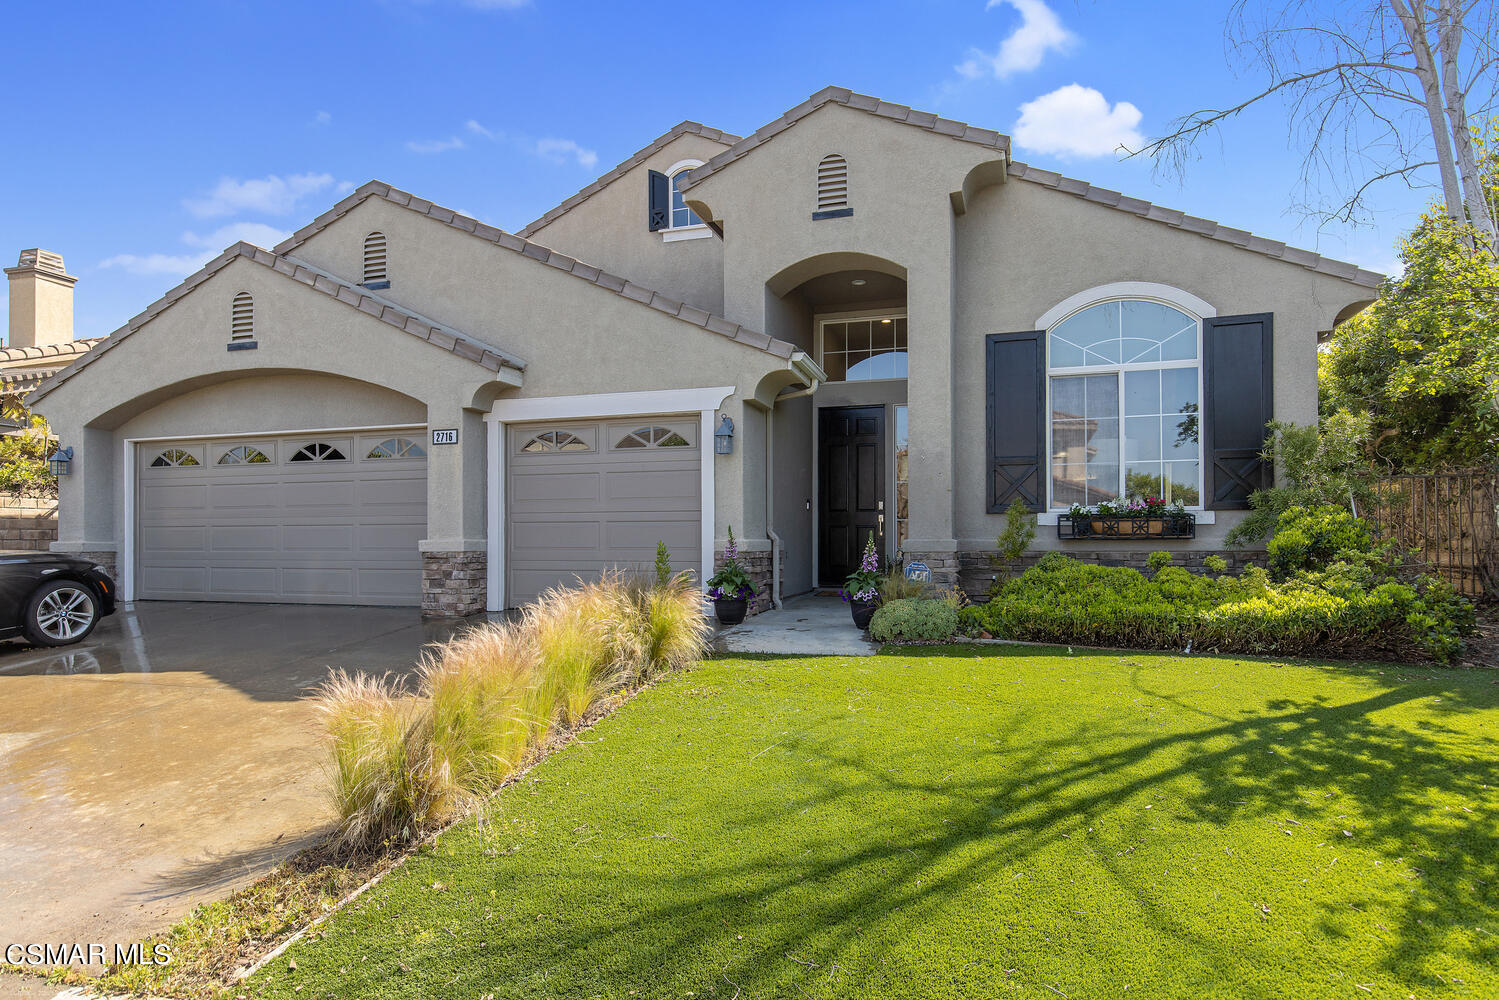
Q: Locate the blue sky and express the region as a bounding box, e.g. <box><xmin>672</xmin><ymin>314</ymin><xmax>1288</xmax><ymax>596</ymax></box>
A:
<box><xmin>2</xmin><ymin>0</ymin><xmax>1432</xmax><ymax>341</ymax></box>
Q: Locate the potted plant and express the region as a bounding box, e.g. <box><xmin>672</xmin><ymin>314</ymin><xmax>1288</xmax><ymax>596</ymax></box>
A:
<box><xmin>705</xmin><ymin>526</ymin><xmax>756</xmax><ymax>625</ymax></box>
<box><xmin>841</xmin><ymin>532</ymin><xmax>882</xmax><ymax>629</ymax></box>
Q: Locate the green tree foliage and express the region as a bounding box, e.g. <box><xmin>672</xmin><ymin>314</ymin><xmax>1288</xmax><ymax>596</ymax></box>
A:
<box><xmin>0</xmin><ymin>395</ymin><xmax>58</xmax><ymax>496</ymax></box>
<box><xmin>1319</xmin><ymin>123</ymin><xmax>1499</xmax><ymax>471</ymax></box>
<box><xmin>1225</xmin><ymin>415</ymin><xmax>1377</xmax><ymax>546</ymax></box>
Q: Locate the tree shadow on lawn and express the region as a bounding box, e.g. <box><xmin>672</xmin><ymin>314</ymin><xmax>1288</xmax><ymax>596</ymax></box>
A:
<box><xmin>305</xmin><ymin>651</ymin><xmax>1499</xmax><ymax>997</ymax></box>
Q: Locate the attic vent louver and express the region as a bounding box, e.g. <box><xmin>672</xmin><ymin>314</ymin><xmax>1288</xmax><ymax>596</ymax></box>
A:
<box><xmin>363</xmin><ymin>232</ymin><xmax>389</xmax><ymax>287</ymax></box>
<box><xmin>814</xmin><ymin>154</ymin><xmax>851</xmax><ymax>220</ymax></box>
<box><xmin>230</xmin><ymin>292</ymin><xmax>254</xmax><ymax>340</ymax></box>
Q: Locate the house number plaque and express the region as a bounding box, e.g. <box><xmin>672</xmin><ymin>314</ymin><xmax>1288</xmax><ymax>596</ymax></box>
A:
<box><xmin>431</xmin><ymin>428</ymin><xmax>458</xmax><ymax>445</ymax></box>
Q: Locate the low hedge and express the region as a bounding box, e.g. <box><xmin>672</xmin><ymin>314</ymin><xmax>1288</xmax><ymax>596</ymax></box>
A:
<box><xmin>961</xmin><ymin>507</ymin><xmax>1474</xmax><ymax>663</ymax></box>
<box><xmin>870</xmin><ymin>598</ymin><xmax>960</xmax><ymax>643</ymax></box>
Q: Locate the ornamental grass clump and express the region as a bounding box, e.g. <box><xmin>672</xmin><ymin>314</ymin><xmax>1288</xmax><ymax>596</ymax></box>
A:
<box><xmin>313</xmin><ymin>573</ymin><xmax>711</xmax><ymax>851</ymax></box>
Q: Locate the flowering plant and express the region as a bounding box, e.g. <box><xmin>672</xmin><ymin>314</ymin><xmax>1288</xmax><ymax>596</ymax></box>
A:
<box><xmin>1069</xmin><ymin>496</ymin><xmax>1190</xmax><ymax>518</ymax></box>
<box><xmin>706</xmin><ymin>525</ymin><xmax>757</xmax><ymax>601</ymax></box>
<box><xmin>840</xmin><ymin>532</ymin><xmax>882</xmax><ymax>604</ymax></box>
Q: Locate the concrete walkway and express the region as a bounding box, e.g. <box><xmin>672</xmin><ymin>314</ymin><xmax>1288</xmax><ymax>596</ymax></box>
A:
<box><xmin>715</xmin><ymin>595</ymin><xmax>878</xmax><ymax>656</ymax></box>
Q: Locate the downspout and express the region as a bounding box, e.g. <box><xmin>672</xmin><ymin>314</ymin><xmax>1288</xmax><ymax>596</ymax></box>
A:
<box><xmin>766</xmin><ymin>408</ymin><xmax>783</xmax><ymax>610</ymax></box>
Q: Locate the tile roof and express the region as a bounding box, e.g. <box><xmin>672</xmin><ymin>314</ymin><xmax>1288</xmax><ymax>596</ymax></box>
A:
<box><xmin>29</xmin><ymin>243</ymin><xmax>524</xmax><ymax>403</ymax></box>
<box><xmin>0</xmin><ymin>337</ymin><xmax>104</xmax><ymax>364</ymax></box>
<box><xmin>1007</xmin><ymin>162</ymin><xmax>1385</xmax><ymax>289</ymax></box>
<box><xmin>677</xmin><ymin>86</ymin><xmax>1011</xmax><ymax>193</ymax></box>
<box><xmin>274</xmin><ymin>181</ymin><xmax>800</xmax><ymax>360</ymax></box>
<box><xmin>516</xmin><ymin>121</ymin><xmax>740</xmax><ymax>238</ymax></box>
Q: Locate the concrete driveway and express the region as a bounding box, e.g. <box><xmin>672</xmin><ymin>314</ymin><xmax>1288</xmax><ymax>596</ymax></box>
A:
<box><xmin>0</xmin><ymin>601</ymin><xmax>477</xmax><ymax>969</ymax></box>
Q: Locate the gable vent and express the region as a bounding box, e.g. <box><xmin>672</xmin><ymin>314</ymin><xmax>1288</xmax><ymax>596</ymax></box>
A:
<box><xmin>230</xmin><ymin>292</ymin><xmax>254</xmax><ymax>340</ymax></box>
<box><xmin>816</xmin><ymin>154</ymin><xmax>849</xmax><ymax>210</ymax></box>
<box><xmin>362</xmin><ymin>231</ymin><xmax>388</xmax><ymax>286</ymax></box>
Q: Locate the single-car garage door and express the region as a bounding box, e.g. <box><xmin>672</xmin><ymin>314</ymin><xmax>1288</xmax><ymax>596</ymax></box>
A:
<box><xmin>136</xmin><ymin>430</ymin><xmax>427</xmax><ymax>605</ymax></box>
<box><xmin>507</xmin><ymin>417</ymin><xmax>700</xmax><ymax>606</ymax></box>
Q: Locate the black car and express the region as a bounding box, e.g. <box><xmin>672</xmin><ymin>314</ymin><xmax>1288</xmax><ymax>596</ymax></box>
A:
<box><xmin>0</xmin><ymin>552</ymin><xmax>117</xmax><ymax>646</ymax></box>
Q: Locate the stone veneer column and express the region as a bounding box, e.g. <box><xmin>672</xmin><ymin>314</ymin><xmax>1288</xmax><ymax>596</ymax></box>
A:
<box><xmin>422</xmin><ymin>550</ymin><xmax>487</xmax><ymax>617</ymax></box>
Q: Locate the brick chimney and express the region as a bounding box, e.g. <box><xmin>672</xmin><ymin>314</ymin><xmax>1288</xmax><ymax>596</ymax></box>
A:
<box><xmin>5</xmin><ymin>249</ymin><xmax>77</xmax><ymax>349</ymax></box>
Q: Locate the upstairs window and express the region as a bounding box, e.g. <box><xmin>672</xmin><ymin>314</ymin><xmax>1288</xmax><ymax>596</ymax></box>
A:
<box><xmin>816</xmin><ymin>154</ymin><xmax>849</xmax><ymax>213</ymax></box>
<box><xmin>669</xmin><ymin>169</ymin><xmax>702</xmax><ymax>229</ymax></box>
<box><xmin>820</xmin><ymin>315</ymin><xmax>907</xmax><ymax>382</ymax></box>
<box><xmin>649</xmin><ymin>161</ymin><xmax>708</xmax><ymax>237</ymax></box>
<box><xmin>362</xmin><ymin>232</ymin><xmax>388</xmax><ymax>287</ymax></box>
<box><xmin>230</xmin><ymin>292</ymin><xmax>253</xmax><ymax>340</ymax></box>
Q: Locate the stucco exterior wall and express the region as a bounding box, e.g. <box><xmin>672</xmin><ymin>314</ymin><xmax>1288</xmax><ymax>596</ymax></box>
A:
<box><xmin>285</xmin><ymin>196</ymin><xmax>794</xmax><ymax>543</ymax></box>
<box><xmin>685</xmin><ymin>103</ymin><xmax>1007</xmax><ymax>555</ymax></box>
<box><xmin>522</xmin><ymin>133</ymin><xmax>732</xmax><ymax>316</ymax></box>
<box><xmin>952</xmin><ymin>178</ymin><xmax>1373</xmax><ymax>552</ymax></box>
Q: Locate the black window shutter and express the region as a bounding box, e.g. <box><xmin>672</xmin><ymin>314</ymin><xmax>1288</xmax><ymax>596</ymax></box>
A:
<box><xmin>986</xmin><ymin>330</ymin><xmax>1045</xmax><ymax>513</ymax></box>
<box><xmin>1203</xmin><ymin>313</ymin><xmax>1274</xmax><ymax>509</ymax></box>
<box><xmin>647</xmin><ymin>170</ymin><xmax>669</xmax><ymax>231</ymax></box>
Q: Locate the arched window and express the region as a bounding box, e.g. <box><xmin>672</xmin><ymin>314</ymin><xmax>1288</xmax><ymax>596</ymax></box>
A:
<box><xmin>366</xmin><ymin>438</ymin><xmax>425</xmax><ymax>460</ymax></box>
<box><xmin>289</xmin><ymin>442</ymin><xmax>347</xmax><ymax>462</ymax></box>
<box><xmin>614</xmin><ymin>426</ymin><xmax>691</xmax><ymax>449</ymax></box>
<box><xmin>362</xmin><ymin>232</ymin><xmax>388</xmax><ymax>287</ymax></box>
<box><xmin>521</xmin><ymin>430</ymin><xmax>590</xmax><ymax>453</ymax></box>
<box><xmin>668</xmin><ymin>162</ymin><xmax>703</xmax><ymax>230</ymax></box>
<box><xmin>218</xmin><ymin>445</ymin><xmax>271</xmax><ymax>465</ymax></box>
<box><xmin>230</xmin><ymin>292</ymin><xmax>253</xmax><ymax>340</ymax></box>
<box><xmin>817</xmin><ymin>154</ymin><xmax>848</xmax><ymax>211</ymax></box>
<box><xmin>150</xmin><ymin>448</ymin><xmax>200</xmax><ymax>468</ymax></box>
<box><xmin>1048</xmin><ymin>299</ymin><xmax>1201</xmax><ymax>508</ymax></box>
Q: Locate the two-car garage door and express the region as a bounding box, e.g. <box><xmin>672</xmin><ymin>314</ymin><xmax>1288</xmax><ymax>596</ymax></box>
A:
<box><xmin>506</xmin><ymin>417</ymin><xmax>701</xmax><ymax>606</ymax></box>
<box><xmin>135</xmin><ymin>430</ymin><xmax>427</xmax><ymax>605</ymax></box>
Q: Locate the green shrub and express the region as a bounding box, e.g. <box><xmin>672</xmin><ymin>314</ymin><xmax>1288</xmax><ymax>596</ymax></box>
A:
<box><xmin>1265</xmin><ymin>505</ymin><xmax>1373</xmax><ymax>579</ymax></box>
<box><xmin>963</xmin><ymin>543</ymin><xmax>1472</xmax><ymax>664</ymax></box>
<box><xmin>1203</xmin><ymin>554</ymin><xmax>1228</xmax><ymax>574</ymax></box>
<box><xmin>869</xmin><ymin>598</ymin><xmax>960</xmax><ymax>643</ymax></box>
<box><xmin>879</xmin><ymin>567</ymin><xmax>929</xmax><ymax>602</ymax></box>
<box><xmin>1147</xmin><ymin>551</ymin><xmax>1173</xmax><ymax>573</ymax></box>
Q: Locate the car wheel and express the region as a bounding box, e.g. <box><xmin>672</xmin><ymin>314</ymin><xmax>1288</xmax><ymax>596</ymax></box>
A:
<box><xmin>24</xmin><ymin>581</ymin><xmax>99</xmax><ymax>647</ymax></box>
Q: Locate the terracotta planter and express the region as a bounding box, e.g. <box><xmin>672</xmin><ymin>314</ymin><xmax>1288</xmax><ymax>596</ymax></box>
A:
<box><xmin>714</xmin><ymin>598</ymin><xmax>747</xmax><ymax>626</ymax></box>
<box><xmin>851</xmin><ymin>599</ymin><xmax>879</xmax><ymax>630</ymax></box>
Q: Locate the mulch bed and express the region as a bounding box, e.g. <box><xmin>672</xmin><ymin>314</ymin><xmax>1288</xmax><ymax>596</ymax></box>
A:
<box><xmin>1463</xmin><ymin>604</ymin><xmax>1499</xmax><ymax>668</ymax></box>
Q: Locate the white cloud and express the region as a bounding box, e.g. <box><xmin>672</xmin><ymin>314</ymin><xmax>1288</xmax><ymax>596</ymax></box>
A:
<box><xmin>957</xmin><ymin>0</ymin><xmax>1075</xmax><ymax>79</ymax></box>
<box><xmin>1013</xmin><ymin>84</ymin><xmax>1143</xmax><ymax>158</ymax></box>
<box><xmin>184</xmin><ymin>172</ymin><xmax>336</xmax><ymax>218</ymax></box>
<box><xmin>533</xmin><ymin>137</ymin><xmax>598</xmax><ymax>169</ymax></box>
<box><xmin>405</xmin><ymin>135</ymin><xmax>466</xmax><ymax>154</ymax></box>
<box><xmin>465</xmin><ymin>119</ymin><xmax>497</xmax><ymax>139</ymax></box>
<box><xmin>181</xmin><ymin>222</ymin><xmax>292</xmax><ymax>250</ymax></box>
<box><xmin>313</xmin><ymin>110</ymin><xmax>332</xmax><ymax>126</ymax></box>
<box><xmin>98</xmin><ymin>252</ymin><xmax>212</xmax><ymax>277</ymax></box>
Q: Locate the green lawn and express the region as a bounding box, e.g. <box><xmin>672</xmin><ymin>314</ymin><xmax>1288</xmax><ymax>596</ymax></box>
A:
<box><xmin>246</xmin><ymin>648</ymin><xmax>1499</xmax><ymax>999</ymax></box>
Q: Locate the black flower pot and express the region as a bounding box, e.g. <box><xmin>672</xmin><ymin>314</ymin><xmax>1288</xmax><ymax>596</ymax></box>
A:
<box><xmin>714</xmin><ymin>598</ymin><xmax>748</xmax><ymax>626</ymax></box>
<box><xmin>851</xmin><ymin>599</ymin><xmax>879</xmax><ymax>630</ymax></box>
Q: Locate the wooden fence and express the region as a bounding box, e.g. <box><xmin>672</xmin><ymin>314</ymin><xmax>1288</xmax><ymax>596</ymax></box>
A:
<box><xmin>1365</xmin><ymin>466</ymin><xmax>1498</xmax><ymax>600</ymax></box>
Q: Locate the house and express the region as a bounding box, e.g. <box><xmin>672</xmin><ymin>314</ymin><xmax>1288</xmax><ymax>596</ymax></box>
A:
<box><xmin>3</xmin><ymin>250</ymin><xmax>102</xmax><ymax>415</ymax></box>
<box><xmin>29</xmin><ymin>87</ymin><xmax>1380</xmax><ymax>617</ymax></box>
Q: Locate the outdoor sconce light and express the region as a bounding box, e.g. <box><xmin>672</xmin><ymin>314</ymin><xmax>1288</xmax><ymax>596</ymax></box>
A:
<box><xmin>49</xmin><ymin>446</ymin><xmax>73</xmax><ymax>477</ymax></box>
<box><xmin>714</xmin><ymin>415</ymin><xmax>734</xmax><ymax>455</ymax></box>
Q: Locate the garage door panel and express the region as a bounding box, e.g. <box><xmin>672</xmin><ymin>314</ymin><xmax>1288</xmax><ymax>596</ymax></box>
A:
<box><xmin>507</xmin><ymin>417</ymin><xmax>701</xmax><ymax>607</ymax></box>
<box><xmin>137</xmin><ymin>429</ymin><xmax>426</xmax><ymax>606</ymax></box>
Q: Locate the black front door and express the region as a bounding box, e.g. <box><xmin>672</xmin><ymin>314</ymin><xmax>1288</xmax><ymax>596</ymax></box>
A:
<box><xmin>819</xmin><ymin>406</ymin><xmax>885</xmax><ymax>586</ymax></box>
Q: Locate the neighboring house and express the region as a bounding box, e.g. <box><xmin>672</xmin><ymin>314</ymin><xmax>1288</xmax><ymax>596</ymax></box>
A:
<box><xmin>30</xmin><ymin>87</ymin><xmax>1380</xmax><ymax>617</ymax></box>
<box><xmin>2</xmin><ymin>250</ymin><xmax>102</xmax><ymax>423</ymax></box>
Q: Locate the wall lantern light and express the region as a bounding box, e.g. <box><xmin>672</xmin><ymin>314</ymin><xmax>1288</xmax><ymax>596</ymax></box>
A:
<box><xmin>714</xmin><ymin>415</ymin><xmax>734</xmax><ymax>455</ymax></box>
<box><xmin>49</xmin><ymin>446</ymin><xmax>73</xmax><ymax>477</ymax></box>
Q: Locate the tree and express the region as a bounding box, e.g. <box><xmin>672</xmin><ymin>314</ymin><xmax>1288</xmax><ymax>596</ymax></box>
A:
<box><xmin>1224</xmin><ymin>414</ymin><xmax>1378</xmax><ymax>544</ymax></box>
<box><xmin>1133</xmin><ymin>1</ymin><xmax>1499</xmax><ymax>246</ymax></box>
<box><xmin>0</xmin><ymin>394</ymin><xmax>59</xmax><ymax>497</ymax></box>
<box><xmin>1320</xmin><ymin>120</ymin><xmax>1499</xmax><ymax>469</ymax></box>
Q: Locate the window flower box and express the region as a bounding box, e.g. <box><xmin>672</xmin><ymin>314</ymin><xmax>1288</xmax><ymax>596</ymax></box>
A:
<box><xmin>1059</xmin><ymin>500</ymin><xmax>1196</xmax><ymax>540</ymax></box>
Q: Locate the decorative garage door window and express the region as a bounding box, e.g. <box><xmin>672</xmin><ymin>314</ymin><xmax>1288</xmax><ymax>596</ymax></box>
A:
<box><xmin>150</xmin><ymin>447</ymin><xmax>200</xmax><ymax>468</ymax></box>
<box><xmin>217</xmin><ymin>445</ymin><xmax>271</xmax><ymax>465</ymax></box>
<box><xmin>521</xmin><ymin>430</ymin><xmax>590</xmax><ymax>453</ymax></box>
<box><xmin>614</xmin><ymin>426</ymin><xmax>691</xmax><ymax>449</ymax></box>
<box><xmin>366</xmin><ymin>437</ymin><xmax>425</xmax><ymax>460</ymax></box>
<box><xmin>290</xmin><ymin>442</ymin><xmax>347</xmax><ymax>462</ymax></box>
